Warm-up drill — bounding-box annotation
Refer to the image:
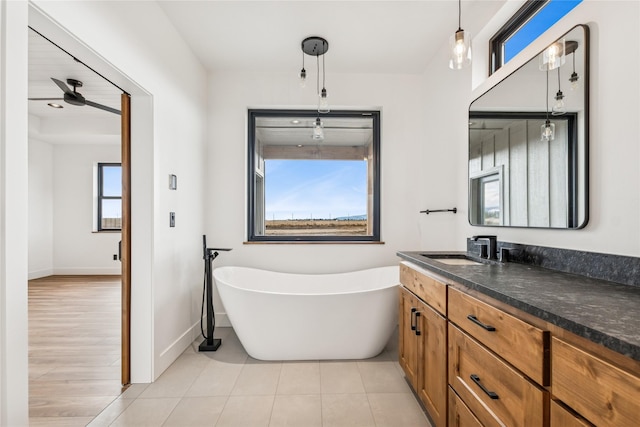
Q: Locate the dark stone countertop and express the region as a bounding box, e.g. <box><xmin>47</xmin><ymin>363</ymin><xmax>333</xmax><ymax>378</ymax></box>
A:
<box><xmin>397</xmin><ymin>251</ymin><xmax>640</xmax><ymax>362</ymax></box>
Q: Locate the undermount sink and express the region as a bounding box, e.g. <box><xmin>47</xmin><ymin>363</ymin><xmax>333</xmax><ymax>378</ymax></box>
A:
<box><xmin>420</xmin><ymin>254</ymin><xmax>484</xmax><ymax>266</ymax></box>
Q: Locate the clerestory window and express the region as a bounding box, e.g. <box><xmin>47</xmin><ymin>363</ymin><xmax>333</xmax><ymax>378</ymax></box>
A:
<box><xmin>490</xmin><ymin>0</ymin><xmax>582</xmax><ymax>74</ymax></box>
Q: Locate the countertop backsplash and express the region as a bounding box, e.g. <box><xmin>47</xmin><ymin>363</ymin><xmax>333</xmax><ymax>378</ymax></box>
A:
<box><xmin>466</xmin><ymin>239</ymin><xmax>640</xmax><ymax>288</ymax></box>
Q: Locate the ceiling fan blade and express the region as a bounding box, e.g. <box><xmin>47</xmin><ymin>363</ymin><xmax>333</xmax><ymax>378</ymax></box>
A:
<box><xmin>51</xmin><ymin>78</ymin><xmax>74</xmax><ymax>95</ymax></box>
<box><xmin>85</xmin><ymin>100</ymin><xmax>121</xmax><ymax>115</ymax></box>
<box><xmin>28</xmin><ymin>97</ymin><xmax>64</xmax><ymax>101</ymax></box>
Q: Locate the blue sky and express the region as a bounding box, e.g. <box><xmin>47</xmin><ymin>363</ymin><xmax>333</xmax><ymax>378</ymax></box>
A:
<box><xmin>265</xmin><ymin>159</ymin><xmax>367</xmax><ymax>220</ymax></box>
<box><xmin>504</xmin><ymin>0</ymin><xmax>582</xmax><ymax>63</ymax></box>
<box><xmin>102</xmin><ymin>165</ymin><xmax>122</xmax><ymax>218</ymax></box>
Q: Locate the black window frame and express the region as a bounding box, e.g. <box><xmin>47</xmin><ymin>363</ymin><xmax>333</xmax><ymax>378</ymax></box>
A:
<box><xmin>247</xmin><ymin>109</ymin><xmax>381</xmax><ymax>243</ymax></box>
<box><xmin>97</xmin><ymin>162</ymin><xmax>122</xmax><ymax>232</ymax></box>
<box><xmin>489</xmin><ymin>0</ymin><xmax>548</xmax><ymax>75</ymax></box>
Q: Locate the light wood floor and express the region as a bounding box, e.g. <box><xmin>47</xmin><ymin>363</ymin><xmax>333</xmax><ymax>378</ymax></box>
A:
<box><xmin>28</xmin><ymin>275</ymin><xmax>124</xmax><ymax>426</ymax></box>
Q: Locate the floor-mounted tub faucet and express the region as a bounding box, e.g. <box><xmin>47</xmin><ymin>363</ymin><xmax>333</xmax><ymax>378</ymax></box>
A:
<box><xmin>471</xmin><ymin>235</ymin><xmax>498</xmax><ymax>260</ymax></box>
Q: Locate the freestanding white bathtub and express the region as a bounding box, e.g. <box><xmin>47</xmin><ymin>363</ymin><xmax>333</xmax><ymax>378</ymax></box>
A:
<box><xmin>213</xmin><ymin>265</ymin><xmax>399</xmax><ymax>361</ymax></box>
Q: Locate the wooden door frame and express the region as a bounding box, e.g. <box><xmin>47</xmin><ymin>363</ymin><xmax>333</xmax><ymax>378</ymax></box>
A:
<box><xmin>121</xmin><ymin>93</ymin><xmax>131</xmax><ymax>385</ymax></box>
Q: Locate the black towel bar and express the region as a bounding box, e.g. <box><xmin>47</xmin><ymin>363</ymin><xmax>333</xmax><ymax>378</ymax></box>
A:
<box><xmin>419</xmin><ymin>208</ymin><xmax>457</xmax><ymax>215</ymax></box>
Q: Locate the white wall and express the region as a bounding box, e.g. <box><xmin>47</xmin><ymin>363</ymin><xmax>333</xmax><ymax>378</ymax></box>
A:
<box><xmin>0</xmin><ymin>0</ymin><xmax>29</xmax><ymax>423</ymax></box>
<box><xmin>52</xmin><ymin>143</ymin><xmax>122</xmax><ymax>275</ymax></box>
<box><xmin>28</xmin><ymin>138</ymin><xmax>122</xmax><ymax>279</ymax></box>
<box><xmin>206</xmin><ymin>71</ymin><xmax>428</xmax><ymax>323</ymax></box>
<box><xmin>28</xmin><ymin>138</ymin><xmax>54</xmax><ymax>279</ymax></box>
<box><xmin>422</xmin><ymin>0</ymin><xmax>640</xmax><ymax>257</ymax></box>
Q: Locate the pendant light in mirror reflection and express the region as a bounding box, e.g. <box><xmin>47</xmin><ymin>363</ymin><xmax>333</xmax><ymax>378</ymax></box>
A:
<box><xmin>552</xmin><ymin>67</ymin><xmax>566</xmax><ymax>116</ymax></box>
<box><xmin>312</xmin><ymin>116</ymin><xmax>324</xmax><ymax>141</ymax></box>
<box><xmin>569</xmin><ymin>47</ymin><xmax>580</xmax><ymax>90</ymax></box>
<box><xmin>539</xmin><ymin>38</ymin><xmax>566</xmax><ymax>71</ymax></box>
<box><xmin>299</xmin><ymin>36</ymin><xmax>330</xmax><ymax>115</ymax></box>
<box><xmin>449</xmin><ymin>0</ymin><xmax>471</xmax><ymax>70</ymax></box>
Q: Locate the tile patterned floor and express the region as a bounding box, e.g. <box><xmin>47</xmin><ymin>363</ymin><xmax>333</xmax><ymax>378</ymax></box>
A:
<box><xmin>88</xmin><ymin>327</ymin><xmax>431</xmax><ymax>427</ymax></box>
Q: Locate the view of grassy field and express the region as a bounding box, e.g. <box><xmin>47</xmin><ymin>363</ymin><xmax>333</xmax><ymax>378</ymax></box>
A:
<box><xmin>265</xmin><ymin>219</ymin><xmax>367</xmax><ymax>235</ymax></box>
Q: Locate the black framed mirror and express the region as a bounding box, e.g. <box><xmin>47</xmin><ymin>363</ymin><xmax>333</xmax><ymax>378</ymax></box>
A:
<box><xmin>469</xmin><ymin>24</ymin><xmax>589</xmax><ymax>229</ymax></box>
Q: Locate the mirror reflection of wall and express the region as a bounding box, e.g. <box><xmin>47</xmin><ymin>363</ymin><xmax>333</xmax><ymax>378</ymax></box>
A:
<box><xmin>469</xmin><ymin>24</ymin><xmax>588</xmax><ymax>229</ymax></box>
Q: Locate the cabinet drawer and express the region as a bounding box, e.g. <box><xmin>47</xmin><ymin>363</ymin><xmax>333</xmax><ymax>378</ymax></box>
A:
<box><xmin>552</xmin><ymin>337</ymin><xmax>640</xmax><ymax>427</ymax></box>
<box><xmin>448</xmin><ymin>387</ymin><xmax>483</xmax><ymax>427</ymax></box>
<box><xmin>400</xmin><ymin>262</ymin><xmax>446</xmax><ymax>315</ymax></box>
<box><xmin>448</xmin><ymin>324</ymin><xmax>548</xmax><ymax>427</ymax></box>
<box><xmin>550</xmin><ymin>399</ymin><xmax>592</xmax><ymax>427</ymax></box>
<box><xmin>448</xmin><ymin>287</ymin><xmax>549</xmax><ymax>385</ymax></box>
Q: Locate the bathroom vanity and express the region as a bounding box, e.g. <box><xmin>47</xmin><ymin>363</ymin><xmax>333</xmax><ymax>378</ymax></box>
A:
<box><xmin>397</xmin><ymin>250</ymin><xmax>640</xmax><ymax>427</ymax></box>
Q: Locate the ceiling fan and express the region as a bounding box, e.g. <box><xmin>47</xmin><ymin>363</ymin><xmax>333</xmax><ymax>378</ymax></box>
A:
<box><xmin>29</xmin><ymin>78</ymin><xmax>121</xmax><ymax>115</ymax></box>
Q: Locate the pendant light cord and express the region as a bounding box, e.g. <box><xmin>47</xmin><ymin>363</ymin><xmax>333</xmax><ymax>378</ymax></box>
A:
<box><xmin>322</xmin><ymin>41</ymin><xmax>326</xmax><ymax>89</ymax></box>
<box><xmin>458</xmin><ymin>0</ymin><xmax>462</xmax><ymax>30</ymax></box>
<box><xmin>316</xmin><ymin>54</ymin><xmax>320</xmax><ymax>96</ymax></box>
<box><xmin>557</xmin><ymin>67</ymin><xmax>562</xmax><ymax>92</ymax></box>
<box><xmin>546</xmin><ymin>69</ymin><xmax>550</xmax><ymax>120</ymax></box>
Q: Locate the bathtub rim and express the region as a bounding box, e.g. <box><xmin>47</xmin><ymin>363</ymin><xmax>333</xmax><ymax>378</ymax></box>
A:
<box><xmin>213</xmin><ymin>265</ymin><xmax>400</xmax><ymax>297</ymax></box>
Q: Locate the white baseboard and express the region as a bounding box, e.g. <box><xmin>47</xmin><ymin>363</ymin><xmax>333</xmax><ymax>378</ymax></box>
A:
<box><xmin>53</xmin><ymin>267</ymin><xmax>121</xmax><ymax>275</ymax></box>
<box><xmin>28</xmin><ymin>268</ymin><xmax>54</xmax><ymax>280</ymax></box>
<box><xmin>155</xmin><ymin>321</ymin><xmax>201</xmax><ymax>380</ymax></box>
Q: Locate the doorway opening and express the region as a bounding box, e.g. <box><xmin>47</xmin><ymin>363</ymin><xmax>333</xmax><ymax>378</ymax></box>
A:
<box><xmin>26</xmin><ymin>26</ymin><xmax>131</xmax><ymax>421</ymax></box>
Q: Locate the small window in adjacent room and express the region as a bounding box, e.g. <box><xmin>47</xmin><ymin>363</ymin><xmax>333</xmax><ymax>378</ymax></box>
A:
<box><xmin>97</xmin><ymin>163</ymin><xmax>122</xmax><ymax>231</ymax></box>
<box><xmin>490</xmin><ymin>0</ymin><xmax>582</xmax><ymax>73</ymax></box>
<box><xmin>247</xmin><ymin>110</ymin><xmax>381</xmax><ymax>242</ymax></box>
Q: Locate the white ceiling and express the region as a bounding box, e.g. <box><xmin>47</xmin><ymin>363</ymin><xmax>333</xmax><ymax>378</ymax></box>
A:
<box><xmin>158</xmin><ymin>0</ymin><xmax>504</xmax><ymax>74</ymax></box>
<box><xmin>256</xmin><ymin>116</ymin><xmax>373</xmax><ymax>146</ymax></box>
<box><xmin>28</xmin><ymin>28</ymin><xmax>123</xmax><ymax>117</ymax></box>
<box><xmin>28</xmin><ymin>28</ymin><xmax>123</xmax><ymax>144</ymax></box>
<box><xmin>27</xmin><ymin>0</ymin><xmax>506</xmax><ymax>143</ymax></box>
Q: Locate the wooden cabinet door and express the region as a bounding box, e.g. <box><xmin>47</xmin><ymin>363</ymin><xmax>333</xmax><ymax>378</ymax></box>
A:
<box><xmin>399</xmin><ymin>287</ymin><xmax>419</xmax><ymax>389</ymax></box>
<box><xmin>417</xmin><ymin>299</ymin><xmax>447</xmax><ymax>427</ymax></box>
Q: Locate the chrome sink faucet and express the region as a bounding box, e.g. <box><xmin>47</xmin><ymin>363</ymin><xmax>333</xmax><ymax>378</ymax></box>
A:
<box><xmin>471</xmin><ymin>235</ymin><xmax>498</xmax><ymax>260</ymax></box>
